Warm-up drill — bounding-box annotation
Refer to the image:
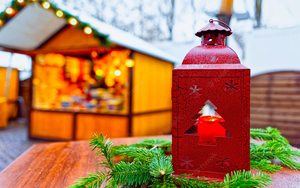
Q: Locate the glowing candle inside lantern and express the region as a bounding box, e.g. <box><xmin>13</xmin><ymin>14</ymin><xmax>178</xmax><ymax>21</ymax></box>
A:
<box><xmin>197</xmin><ymin>101</ymin><xmax>226</xmax><ymax>144</ymax></box>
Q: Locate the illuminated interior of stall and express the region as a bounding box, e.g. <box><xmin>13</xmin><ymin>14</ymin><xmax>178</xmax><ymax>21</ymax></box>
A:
<box><xmin>33</xmin><ymin>50</ymin><xmax>133</xmax><ymax>114</ymax></box>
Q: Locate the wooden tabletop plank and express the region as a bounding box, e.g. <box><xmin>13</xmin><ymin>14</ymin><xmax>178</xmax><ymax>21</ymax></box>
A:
<box><xmin>0</xmin><ymin>136</ymin><xmax>299</xmax><ymax>188</ymax></box>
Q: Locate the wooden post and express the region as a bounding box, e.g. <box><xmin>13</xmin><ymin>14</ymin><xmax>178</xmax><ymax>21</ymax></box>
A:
<box><xmin>4</xmin><ymin>53</ymin><xmax>14</xmax><ymax>98</ymax></box>
<box><xmin>217</xmin><ymin>0</ymin><xmax>234</xmax><ymax>25</ymax></box>
<box><xmin>127</xmin><ymin>51</ymin><xmax>134</xmax><ymax>137</ymax></box>
<box><xmin>255</xmin><ymin>0</ymin><xmax>263</xmax><ymax>28</ymax></box>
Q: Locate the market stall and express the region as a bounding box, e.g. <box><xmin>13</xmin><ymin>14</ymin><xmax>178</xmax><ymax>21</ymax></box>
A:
<box><xmin>0</xmin><ymin>67</ymin><xmax>19</xmax><ymax>122</ymax></box>
<box><xmin>0</xmin><ymin>1</ymin><xmax>175</xmax><ymax>140</ymax></box>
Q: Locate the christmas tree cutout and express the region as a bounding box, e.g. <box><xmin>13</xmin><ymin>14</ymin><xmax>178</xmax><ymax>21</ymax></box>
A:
<box><xmin>185</xmin><ymin>100</ymin><xmax>227</xmax><ymax>144</ymax></box>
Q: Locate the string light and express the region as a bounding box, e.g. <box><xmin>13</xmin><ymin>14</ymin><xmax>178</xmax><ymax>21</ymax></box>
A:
<box><xmin>106</xmin><ymin>79</ymin><xmax>115</xmax><ymax>87</ymax></box>
<box><xmin>84</xmin><ymin>26</ymin><xmax>92</xmax><ymax>35</ymax></box>
<box><xmin>68</xmin><ymin>17</ymin><xmax>78</xmax><ymax>26</ymax></box>
<box><xmin>125</xmin><ymin>59</ymin><xmax>134</xmax><ymax>67</ymax></box>
<box><xmin>114</xmin><ymin>69</ymin><xmax>121</xmax><ymax>77</ymax></box>
<box><xmin>0</xmin><ymin>1</ymin><xmax>109</xmax><ymax>46</ymax></box>
<box><xmin>91</xmin><ymin>51</ymin><xmax>98</xmax><ymax>58</ymax></box>
<box><xmin>56</xmin><ymin>10</ymin><xmax>64</xmax><ymax>18</ymax></box>
<box><xmin>5</xmin><ymin>7</ymin><xmax>15</xmax><ymax>15</ymax></box>
<box><xmin>42</xmin><ymin>2</ymin><xmax>51</xmax><ymax>9</ymax></box>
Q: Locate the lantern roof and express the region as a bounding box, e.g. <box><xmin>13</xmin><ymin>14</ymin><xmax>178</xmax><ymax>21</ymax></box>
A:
<box><xmin>182</xmin><ymin>19</ymin><xmax>240</xmax><ymax>65</ymax></box>
<box><xmin>195</xmin><ymin>19</ymin><xmax>232</xmax><ymax>37</ymax></box>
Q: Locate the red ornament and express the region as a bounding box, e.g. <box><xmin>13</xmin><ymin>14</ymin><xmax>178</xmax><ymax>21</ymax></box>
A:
<box><xmin>172</xmin><ymin>19</ymin><xmax>250</xmax><ymax>179</ymax></box>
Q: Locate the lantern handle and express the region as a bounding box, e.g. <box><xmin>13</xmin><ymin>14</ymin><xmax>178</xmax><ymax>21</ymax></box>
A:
<box><xmin>209</xmin><ymin>19</ymin><xmax>232</xmax><ymax>33</ymax></box>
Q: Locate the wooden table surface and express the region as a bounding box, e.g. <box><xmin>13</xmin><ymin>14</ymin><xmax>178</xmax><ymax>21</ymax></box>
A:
<box><xmin>0</xmin><ymin>136</ymin><xmax>299</xmax><ymax>188</ymax></box>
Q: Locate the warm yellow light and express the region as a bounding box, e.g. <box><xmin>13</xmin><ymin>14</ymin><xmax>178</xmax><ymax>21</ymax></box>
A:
<box><xmin>125</xmin><ymin>59</ymin><xmax>134</xmax><ymax>67</ymax></box>
<box><xmin>106</xmin><ymin>79</ymin><xmax>115</xmax><ymax>87</ymax></box>
<box><xmin>113</xmin><ymin>58</ymin><xmax>121</xmax><ymax>66</ymax></box>
<box><xmin>56</xmin><ymin>10</ymin><xmax>64</xmax><ymax>18</ymax></box>
<box><xmin>95</xmin><ymin>69</ymin><xmax>104</xmax><ymax>77</ymax></box>
<box><xmin>17</xmin><ymin>0</ymin><xmax>24</xmax><ymax>3</ymax></box>
<box><xmin>0</xmin><ymin>20</ymin><xmax>4</xmax><ymax>27</ymax></box>
<box><xmin>42</xmin><ymin>2</ymin><xmax>50</xmax><ymax>9</ymax></box>
<box><xmin>84</xmin><ymin>26</ymin><xmax>92</xmax><ymax>35</ymax></box>
<box><xmin>68</xmin><ymin>17</ymin><xmax>78</xmax><ymax>26</ymax></box>
<box><xmin>33</xmin><ymin>79</ymin><xmax>40</xmax><ymax>85</ymax></box>
<box><xmin>5</xmin><ymin>7</ymin><xmax>15</xmax><ymax>15</ymax></box>
<box><xmin>114</xmin><ymin>69</ymin><xmax>121</xmax><ymax>77</ymax></box>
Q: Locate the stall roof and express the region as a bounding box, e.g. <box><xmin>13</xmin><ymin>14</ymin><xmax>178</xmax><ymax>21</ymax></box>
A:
<box><xmin>0</xmin><ymin>2</ymin><xmax>177</xmax><ymax>63</ymax></box>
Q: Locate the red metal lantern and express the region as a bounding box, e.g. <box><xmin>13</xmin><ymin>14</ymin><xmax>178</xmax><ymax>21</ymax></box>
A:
<box><xmin>172</xmin><ymin>19</ymin><xmax>250</xmax><ymax>179</ymax></box>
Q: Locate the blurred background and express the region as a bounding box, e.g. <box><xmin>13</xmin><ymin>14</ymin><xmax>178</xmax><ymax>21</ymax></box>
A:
<box><xmin>0</xmin><ymin>0</ymin><xmax>299</xmax><ymax>170</ymax></box>
<box><xmin>1</xmin><ymin>0</ymin><xmax>300</xmax><ymax>76</ymax></box>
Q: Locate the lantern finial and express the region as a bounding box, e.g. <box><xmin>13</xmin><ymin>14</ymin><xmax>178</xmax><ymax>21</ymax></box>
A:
<box><xmin>196</xmin><ymin>19</ymin><xmax>232</xmax><ymax>46</ymax></box>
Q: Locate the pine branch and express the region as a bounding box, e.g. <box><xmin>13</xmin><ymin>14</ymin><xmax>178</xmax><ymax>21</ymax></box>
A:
<box><xmin>130</xmin><ymin>139</ymin><xmax>171</xmax><ymax>153</ymax></box>
<box><xmin>105</xmin><ymin>178</ymin><xmax>118</xmax><ymax>188</ymax></box>
<box><xmin>149</xmin><ymin>155</ymin><xmax>175</xmax><ymax>187</ymax></box>
<box><xmin>250</xmin><ymin>127</ymin><xmax>288</xmax><ymax>144</ymax></box>
<box><xmin>251</xmin><ymin>159</ymin><xmax>282</xmax><ymax>173</ymax></box>
<box><xmin>113</xmin><ymin>146</ymin><xmax>164</xmax><ymax>163</ymax></box>
<box><xmin>250</xmin><ymin>127</ymin><xmax>300</xmax><ymax>170</ymax></box>
<box><xmin>223</xmin><ymin>170</ymin><xmax>271</xmax><ymax>188</ymax></box>
<box><xmin>70</xmin><ymin>172</ymin><xmax>106</xmax><ymax>188</ymax></box>
<box><xmin>149</xmin><ymin>155</ymin><xmax>173</xmax><ymax>178</ymax></box>
<box><xmin>277</xmin><ymin>155</ymin><xmax>300</xmax><ymax>170</ymax></box>
<box><xmin>111</xmin><ymin>161</ymin><xmax>152</xmax><ymax>187</ymax></box>
<box><xmin>90</xmin><ymin>135</ymin><xmax>114</xmax><ymax>168</ymax></box>
<box><xmin>251</xmin><ymin>140</ymin><xmax>300</xmax><ymax>170</ymax></box>
<box><xmin>72</xmin><ymin>129</ymin><xmax>300</xmax><ymax>188</ymax></box>
<box><xmin>151</xmin><ymin>176</ymin><xmax>176</xmax><ymax>188</ymax></box>
<box><xmin>173</xmin><ymin>176</ymin><xmax>220</xmax><ymax>188</ymax></box>
<box><xmin>292</xmin><ymin>149</ymin><xmax>300</xmax><ymax>157</ymax></box>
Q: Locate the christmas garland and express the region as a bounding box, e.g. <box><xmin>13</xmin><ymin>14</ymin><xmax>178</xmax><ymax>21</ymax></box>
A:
<box><xmin>71</xmin><ymin>127</ymin><xmax>300</xmax><ymax>188</ymax></box>
<box><xmin>0</xmin><ymin>0</ymin><xmax>110</xmax><ymax>46</ymax></box>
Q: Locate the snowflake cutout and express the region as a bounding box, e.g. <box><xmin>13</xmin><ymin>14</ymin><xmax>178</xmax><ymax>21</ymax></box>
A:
<box><xmin>189</xmin><ymin>85</ymin><xmax>202</xmax><ymax>95</ymax></box>
<box><xmin>180</xmin><ymin>157</ymin><xmax>194</xmax><ymax>168</ymax></box>
<box><xmin>224</xmin><ymin>80</ymin><xmax>239</xmax><ymax>92</ymax></box>
<box><xmin>216</xmin><ymin>158</ymin><xmax>231</xmax><ymax>170</ymax></box>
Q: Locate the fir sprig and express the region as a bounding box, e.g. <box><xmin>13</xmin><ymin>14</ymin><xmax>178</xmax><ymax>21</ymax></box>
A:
<box><xmin>112</xmin><ymin>161</ymin><xmax>151</xmax><ymax>187</ymax></box>
<box><xmin>250</xmin><ymin>127</ymin><xmax>300</xmax><ymax>171</ymax></box>
<box><xmin>250</xmin><ymin>127</ymin><xmax>289</xmax><ymax>144</ymax></box>
<box><xmin>90</xmin><ymin>134</ymin><xmax>114</xmax><ymax>168</ymax></box>
<box><xmin>70</xmin><ymin>172</ymin><xmax>107</xmax><ymax>188</ymax></box>
<box><xmin>173</xmin><ymin>176</ymin><xmax>219</xmax><ymax>188</ymax></box>
<box><xmin>130</xmin><ymin>138</ymin><xmax>171</xmax><ymax>153</ymax></box>
<box><xmin>250</xmin><ymin>159</ymin><xmax>282</xmax><ymax>173</ymax></box>
<box><xmin>71</xmin><ymin>127</ymin><xmax>300</xmax><ymax>188</ymax></box>
<box><xmin>112</xmin><ymin>146</ymin><xmax>164</xmax><ymax>163</ymax></box>
<box><xmin>149</xmin><ymin>155</ymin><xmax>173</xmax><ymax>178</ymax></box>
<box><xmin>223</xmin><ymin>170</ymin><xmax>271</xmax><ymax>188</ymax></box>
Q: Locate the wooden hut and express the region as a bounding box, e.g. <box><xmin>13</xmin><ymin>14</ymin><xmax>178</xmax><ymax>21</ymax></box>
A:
<box><xmin>0</xmin><ymin>67</ymin><xmax>19</xmax><ymax>123</ymax></box>
<box><xmin>0</xmin><ymin>1</ymin><xmax>175</xmax><ymax>140</ymax></box>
